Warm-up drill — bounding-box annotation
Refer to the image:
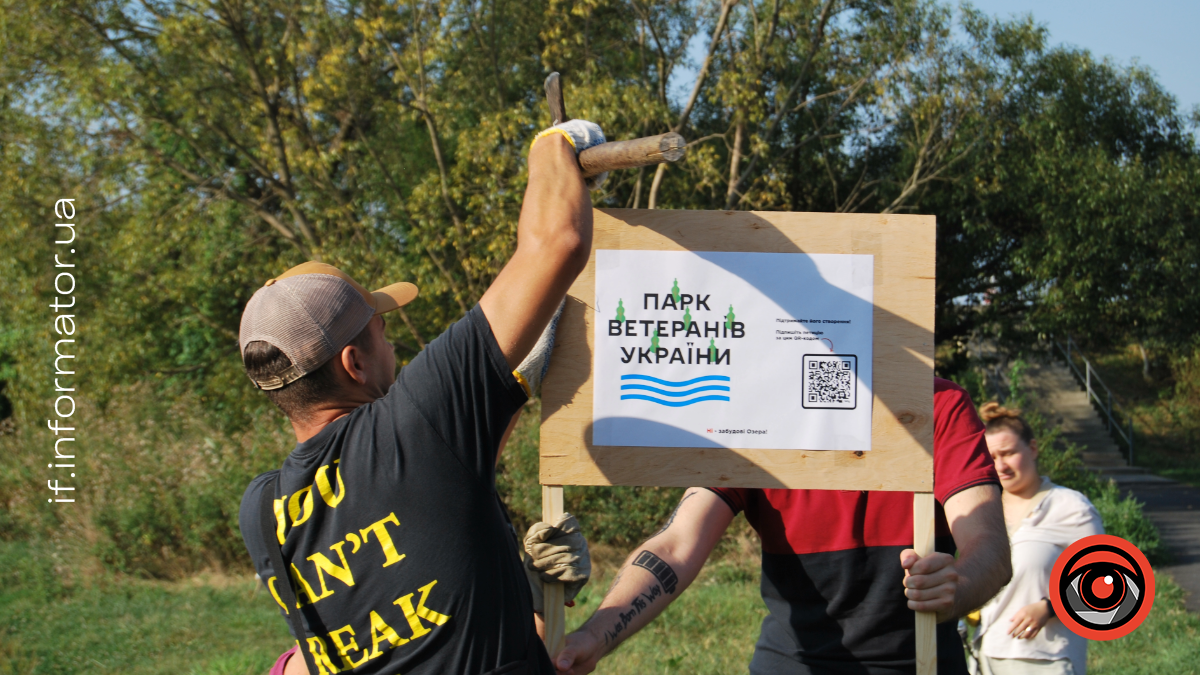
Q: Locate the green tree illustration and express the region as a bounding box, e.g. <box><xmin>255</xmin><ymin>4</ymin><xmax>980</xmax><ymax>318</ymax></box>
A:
<box><xmin>671</xmin><ymin>278</ymin><xmax>680</xmax><ymax>303</ymax></box>
<box><xmin>651</xmin><ymin>329</ymin><xmax>660</xmax><ymax>352</ymax></box>
<box><xmin>709</xmin><ymin>338</ymin><xmax>717</xmax><ymax>361</ymax></box>
<box><xmin>616</xmin><ymin>299</ymin><xmax>625</xmax><ymax>322</ymax></box>
<box><xmin>683</xmin><ymin>306</ymin><xmax>692</xmax><ymax>331</ymax></box>
<box><xmin>725</xmin><ymin>305</ymin><xmax>735</xmax><ymax>330</ymax></box>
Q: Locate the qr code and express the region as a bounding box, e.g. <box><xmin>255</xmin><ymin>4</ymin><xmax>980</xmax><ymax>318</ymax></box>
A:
<box><xmin>802</xmin><ymin>355</ymin><xmax>857</xmax><ymax>410</ymax></box>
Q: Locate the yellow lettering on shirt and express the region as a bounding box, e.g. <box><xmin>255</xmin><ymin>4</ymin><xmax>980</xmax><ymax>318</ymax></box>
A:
<box><xmin>265</xmin><ymin>575</ymin><xmax>289</xmax><ymax>613</ymax></box>
<box><xmin>307</xmin><ymin>541</ymin><xmax>356</xmax><ymax>599</ymax></box>
<box><xmin>315</xmin><ymin>462</ymin><xmax>346</xmax><ymax>508</ymax></box>
<box><xmin>290</xmin><ymin>563</ymin><xmax>324</xmax><ymax>606</ymax></box>
<box><xmin>305</xmin><ymin>635</ymin><xmax>342</xmax><ymax>675</ymax></box>
<box><xmin>368</xmin><ymin>610</ymin><xmax>407</xmax><ymax>658</ymax></box>
<box><xmin>328</xmin><ymin>625</ymin><xmax>369</xmax><ymax>670</ymax></box>
<box><xmin>359</xmin><ymin>513</ymin><xmax>406</xmax><ymax>567</ymax></box>
<box><xmin>289</xmin><ymin>486</ymin><xmax>315</xmax><ymax>526</ymax></box>
<box><xmin>394</xmin><ymin>580</ymin><xmax>452</xmax><ymax>639</ymax></box>
<box><xmin>273</xmin><ymin>496</ymin><xmax>288</xmax><ymax>545</ymax></box>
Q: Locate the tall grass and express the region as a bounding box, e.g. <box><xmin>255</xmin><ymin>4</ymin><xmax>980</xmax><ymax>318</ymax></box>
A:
<box><xmin>1087</xmin><ymin>344</ymin><xmax>1200</xmax><ymax>487</ymax></box>
<box><xmin>0</xmin><ymin>387</ymin><xmax>690</xmax><ymax>581</ymax></box>
<box><xmin>0</xmin><ymin>387</ymin><xmax>297</xmax><ymax>579</ymax></box>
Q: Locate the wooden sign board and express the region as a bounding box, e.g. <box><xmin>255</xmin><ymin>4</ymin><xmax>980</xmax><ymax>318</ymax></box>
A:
<box><xmin>540</xmin><ymin>209</ymin><xmax>936</xmax><ymax>492</ymax></box>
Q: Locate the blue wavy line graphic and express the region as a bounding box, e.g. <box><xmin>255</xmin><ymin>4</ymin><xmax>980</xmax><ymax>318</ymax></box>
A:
<box><xmin>619</xmin><ymin>374</ymin><xmax>731</xmax><ymax>387</ymax></box>
<box><xmin>619</xmin><ymin>384</ymin><xmax>731</xmax><ymax>397</ymax></box>
<box><xmin>620</xmin><ymin>394</ymin><xmax>731</xmax><ymax>407</ymax></box>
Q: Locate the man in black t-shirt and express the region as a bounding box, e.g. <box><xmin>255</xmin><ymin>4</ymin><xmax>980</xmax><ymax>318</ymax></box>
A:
<box><xmin>236</xmin><ymin>120</ymin><xmax>605</xmax><ymax>675</ymax></box>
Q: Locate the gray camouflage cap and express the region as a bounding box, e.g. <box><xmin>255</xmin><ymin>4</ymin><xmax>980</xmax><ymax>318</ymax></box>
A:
<box><xmin>239</xmin><ymin>262</ymin><xmax>418</xmax><ymax>390</ymax></box>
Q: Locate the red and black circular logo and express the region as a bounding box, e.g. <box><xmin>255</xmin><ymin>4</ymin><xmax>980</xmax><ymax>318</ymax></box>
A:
<box><xmin>1049</xmin><ymin>534</ymin><xmax>1155</xmax><ymax>640</ymax></box>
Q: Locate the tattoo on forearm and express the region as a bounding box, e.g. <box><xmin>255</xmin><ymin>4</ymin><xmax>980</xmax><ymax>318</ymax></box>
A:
<box><xmin>651</xmin><ymin>492</ymin><xmax>694</xmax><ymax>538</ymax></box>
<box><xmin>602</xmin><ymin>581</ymin><xmax>664</xmax><ymax>645</ymax></box>
<box><xmin>632</xmin><ymin>550</ymin><xmax>678</xmax><ymax>594</ymax></box>
<box><xmin>596</xmin><ymin>551</ymin><xmax>681</xmax><ymax>646</ymax></box>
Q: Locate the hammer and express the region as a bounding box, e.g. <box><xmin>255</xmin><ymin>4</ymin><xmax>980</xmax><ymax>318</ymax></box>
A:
<box><xmin>544</xmin><ymin>72</ymin><xmax>686</xmax><ymax>180</ymax></box>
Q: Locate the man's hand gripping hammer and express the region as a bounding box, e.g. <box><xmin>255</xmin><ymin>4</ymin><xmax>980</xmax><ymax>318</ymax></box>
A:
<box><xmin>544</xmin><ymin>72</ymin><xmax>686</xmax><ymax>180</ymax></box>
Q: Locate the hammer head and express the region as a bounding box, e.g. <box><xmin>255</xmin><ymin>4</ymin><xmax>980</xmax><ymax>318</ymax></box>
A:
<box><xmin>545</xmin><ymin>72</ymin><xmax>568</xmax><ymax>126</ymax></box>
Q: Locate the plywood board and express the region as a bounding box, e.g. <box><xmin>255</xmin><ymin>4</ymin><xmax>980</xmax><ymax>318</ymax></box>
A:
<box><xmin>540</xmin><ymin>209</ymin><xmax>935</xmax><ymax>492</ymax></box>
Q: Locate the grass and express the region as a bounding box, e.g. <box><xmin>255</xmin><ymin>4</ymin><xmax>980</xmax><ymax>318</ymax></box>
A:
<box><xmin>1089</xmin><ymin>573</ymin><xmax>1200</xmax><ymax>675</ymax></box>
<box><xmin>0</xmin><ymin>541</ymin><xmax>291</xmax><ymax>675</ymax></box>
<box><xmin>564</xmin><ymin>545</ymin><xmax>766</xmax><ymax>675</ymax></box>
<box><xmin>0</xmin><ymin>538</ymin><xmax>1197</xmax><ymax>674</ymax></box>
<box><xmin>0</xmin><ymin>366</ymin><xmax>1194</xmax><ymax>675</ymax></box>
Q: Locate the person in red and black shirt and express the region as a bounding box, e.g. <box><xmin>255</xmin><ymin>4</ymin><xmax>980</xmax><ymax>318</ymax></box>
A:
<box><xmin>556</xmin><ymin>378</ymin><xmax>1012</xmax><ymax>675</ymax></box>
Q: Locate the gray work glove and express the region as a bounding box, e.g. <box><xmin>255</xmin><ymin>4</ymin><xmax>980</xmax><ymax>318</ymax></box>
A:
<box><xmin>523</xmin><ymin>513</ymin><xmax>591</xmax><ymax>611</ymax></box>
<box><xmin>514</xmin><ymin>299</ymin><xmax>565</xmax><ymax>397</ymax></box>
<box><xmin>532</xmin><ymin>119</ymin><xmax>608</xmax><ymax>190</ymax></box>
<box><xmin>522</xmin><ymin>553</ymin><xmax>548</xmax><ymax>613</ymax></box>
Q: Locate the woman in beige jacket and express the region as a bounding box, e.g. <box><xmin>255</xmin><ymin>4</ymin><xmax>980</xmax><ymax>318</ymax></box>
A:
<box><xmin>974</xmin><ymin>403</ymin><xmax>1104</xmax><ymax>675</ymax></box>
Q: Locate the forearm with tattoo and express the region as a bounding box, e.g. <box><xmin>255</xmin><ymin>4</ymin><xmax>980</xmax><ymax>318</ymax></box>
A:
<box><xmin>571</xmin><ymin>489</ymin><xmax>733</xmax><ymax>665</ymax></box>
<box><xmin>582</xmin><ymin>550</ymin><xmax>680</xmax><ymax>650</ymax></box>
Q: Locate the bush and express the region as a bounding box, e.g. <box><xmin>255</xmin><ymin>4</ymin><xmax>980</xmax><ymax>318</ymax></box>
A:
<box><xmin>0</xmin><ymin>388</ymin><xmax>688</xmax><ymax>581</ymax></box>
<box><xmin>0</xmin><ymin>386</ymin><xmax>296</xmax><ymax>579</ymax></box>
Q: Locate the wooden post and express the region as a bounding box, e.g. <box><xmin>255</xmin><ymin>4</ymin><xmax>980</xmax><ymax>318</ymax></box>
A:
<box><xmin>542</xmin><ymin>485</ymin><xmax>567</xmax><ymax>657</ymax></box>
<box><xmin>913</xmin><ymin>492</ymin><xmax>937</xmax><ymax>675</ymax></box>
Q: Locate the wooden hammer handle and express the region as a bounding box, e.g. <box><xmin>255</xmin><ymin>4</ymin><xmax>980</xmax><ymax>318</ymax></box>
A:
<box><xmin>578</xmin><ymin>133</ymin><xmax>686</xmax><ymax>179</ymax></box>
<box><xmin>543</xmin><ymin>72</ymin><xmax>686</xmax><ymax>179</ymax></box>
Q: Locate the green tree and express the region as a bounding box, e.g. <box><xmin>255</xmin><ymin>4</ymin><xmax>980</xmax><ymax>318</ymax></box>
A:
<box><xmin>1</xmin><ymin>0</ymin><xmax>1195</xmax><ymax>576</ymax></box>
<box><xmin>925</xmin><ymin>19</ymin><xmax>1200</xmax><ymax>368</ymax></box>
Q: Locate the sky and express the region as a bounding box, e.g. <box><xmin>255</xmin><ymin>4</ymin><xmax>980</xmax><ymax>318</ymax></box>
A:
<box><xmin>966</xmin><ymin>0</ymin><xmax>1199</xmax><ymax>113</ymax></box>
<box><xmin>670</xmin><ymin>0</ymin><xmax>1199</xmax><ymax>115</ymax></box>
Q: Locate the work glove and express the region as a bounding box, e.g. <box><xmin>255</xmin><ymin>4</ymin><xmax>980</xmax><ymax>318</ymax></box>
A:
<box><xmin>513</xmin><ymin>299</ymin><xmax>564</xmax><ymax>397</ymax></box>
<box><xmin>532</xmin><ymin>119</ymin><xmax>607</xmax><ymax>190</ymax></box>
<box><xmin>523</xmin><ymin>513</ymin><xmax>592</xmax><ymax>612</ymax></box>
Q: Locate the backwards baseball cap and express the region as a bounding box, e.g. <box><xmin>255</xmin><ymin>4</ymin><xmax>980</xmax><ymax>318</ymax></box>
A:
<box><xmin>238</xmin><ymin>262</ymin><xmax>419</xmax><ymax>390</ymax></box>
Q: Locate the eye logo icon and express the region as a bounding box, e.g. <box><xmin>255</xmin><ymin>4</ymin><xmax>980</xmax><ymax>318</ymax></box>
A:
<box><xmin>1050</xmin><ymin>534</ymin><xmax>1155</xmax><ymax>640</ymax></box>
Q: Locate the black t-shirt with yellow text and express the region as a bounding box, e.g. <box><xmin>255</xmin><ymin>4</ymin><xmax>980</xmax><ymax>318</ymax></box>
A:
<box><xmin>239</xmin><ymin>305</ymin><xmax>550</xmax><ymax>675</ymax></box>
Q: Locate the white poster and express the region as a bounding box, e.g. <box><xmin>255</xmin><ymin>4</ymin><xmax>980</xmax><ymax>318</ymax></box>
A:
<box><xmin>592</xmin><ymin>250</ymin><xmax>874</xmax><ymax>451</ymax></box>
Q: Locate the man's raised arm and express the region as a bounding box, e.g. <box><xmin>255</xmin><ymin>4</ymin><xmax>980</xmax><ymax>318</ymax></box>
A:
<box><xmin>480</xmin><ymin>130</ymin><xmax>594</xmax><ymax>369</ymax></box>
<box><xmin>554</xmin><ymin>488</ymin><xmax>735</xmax><ymax>675</ymax></box>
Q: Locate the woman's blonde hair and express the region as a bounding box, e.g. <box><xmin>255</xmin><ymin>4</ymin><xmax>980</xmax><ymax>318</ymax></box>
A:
<box><xmin>979</xmin><ymin>402</ymin><xmax>1034</xmax><ymax>445</ymax></box>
